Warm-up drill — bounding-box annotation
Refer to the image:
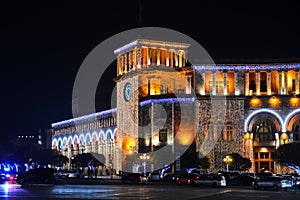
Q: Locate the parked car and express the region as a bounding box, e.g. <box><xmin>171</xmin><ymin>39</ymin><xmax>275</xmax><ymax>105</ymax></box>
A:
<box><xmin>218</xmin><ymin>171</ymin><xmax>239</xmax><ymax>180</ymax></box>
<box><xmin>253</xmin><ymin>176</ymin><xmax>293</xmax><ymax>190</ymax></box>
<box><xmin>281</xmin><ymin>175</ymin><xmax>296</xmax><ymax>186</ymax></box>
<box><xmin>242</xmin><ymin>172</ymin><xmax>259</xmax><ymax>180</ymax></box>
<box><xmin>121</xmin><ymin>173</ymin><xmax>145</xmax><ymax>183</ymax></box>
<box><xmin>227</xmin><ymin>174</ymin><xmax>257</xmax><ymax>186</ymax></box>
<box><xmin>176</xmin><ymin>173</ymin><xmax>199</xmax><ymax>185</ymax></box>
<box><xmin>188</xmin><ymin>173</ymin><xmax>226</xmax><ymax>187</ymax></box>
<box><xmin>258</xmin><ymin>171</ymin><xmax>274</xmax><ymax>178</ymax></box>
<box><xmin>148</xmin><ymin>172</ymin><xmax>161</xmax><ymax>182</ymax></box>
<box><xmin>15</xmin><ymin>168</ymin><xmax>55</xmax><ymax>185</ymax></box>
<box><xmin>56</xmin><ymin>169</ymin><xmax>78</xmax><ymax>179</ymax></box>
<box><xmin>294</xmin><ymin>179</ymin><xmax>300</xmax><ymax>189</ymax></box>
<box><xmin>162</xmin><ymin>173</ymin><xmax>177</xmax><ymax>182</ymax></box>
<box><xmin>0</xmin><ymin>172</ymin><xmax>16</xmax><ymax>181</ymax></box>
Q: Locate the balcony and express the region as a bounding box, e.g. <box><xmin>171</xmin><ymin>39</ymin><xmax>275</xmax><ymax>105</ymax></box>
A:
<box><xmin>253</xmin><ymin>139</ymin><xmax>276</xmax><ymax>147</ymax></box>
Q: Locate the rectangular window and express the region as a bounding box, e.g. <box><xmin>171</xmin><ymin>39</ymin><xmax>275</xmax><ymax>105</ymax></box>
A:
<box><xmin>177</xmin><ymin>89</ymin><xmax>184</xmax><ymax>94</ymax></box>
<box><xmin>260</xmin><ymin>152</ymin><xmax>269</xmax><ymax>159</ymax></box>
<box><xmin>216</xmin><ymin>81</ymin><xmax>224</xmax><ymax>93</ymax></box>
<box><xmin>224</xmin><ymin>124</ymin><xmax>234</xmax><ymax>140</ymax></box>
<box><xmin>208</xmin><ymin>125</ymin><xmax>214</xmax><ymax>140</ymax></box>
<box><xmin>292</xmin><ymin>79</ymin><xmax>296</xmax><ymax>91</ymax></box>
<box><xmin>159</xmin><ymin>128</ymin><xmax>168</xmax><ymax>142</ymax></box>
<box><xmin>161</xmin><ymin>85</ymin><xmax>168</xmax><ymax>94</ymax></box>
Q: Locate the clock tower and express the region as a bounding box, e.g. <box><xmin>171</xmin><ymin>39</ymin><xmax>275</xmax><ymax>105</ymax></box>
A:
<box><xmin>114</xmin><ymin>39</ymin><xmax>193</xmax><ymax>172</ymax></box>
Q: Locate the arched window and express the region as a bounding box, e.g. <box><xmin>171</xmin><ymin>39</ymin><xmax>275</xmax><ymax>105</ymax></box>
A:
<box><xmin>254</xmin><ymin>122</ymin><xmax>274</xmax><ymax>141</ymax></box>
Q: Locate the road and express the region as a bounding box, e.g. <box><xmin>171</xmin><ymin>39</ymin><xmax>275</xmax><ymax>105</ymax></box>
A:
<box><xmin>1</xmin><ymin>181</ymin><xmax>299</xmax><ymax>199</ymax></box>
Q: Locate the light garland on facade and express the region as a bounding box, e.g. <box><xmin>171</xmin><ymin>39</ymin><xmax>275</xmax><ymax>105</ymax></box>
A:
<box><xmin>194</xmin><ymin>63</ymin><xmax>300</xmax><ymax>71</ymax></box>
<box><xmin>114</xmin><ymin>39</ymin><xmax>190</xmax><ymax>55</ymax></box>
<box><xmin>114</xmin><ymin>40</ymin><xmax>138</xmax><ymax>55</ymax></box>
<box><xmin>283</xmin><ymin>108</ymin><xmax>300</xmax><ymax>132</ymax></box>
<box><xmin>51</xmin><ymin>108</ymin><xmax>117</xmax><ymax>128</ymax></box>
<box><xmin>53</xmin><ymin>128</ymin><xmax>117</xmax><ymax>147</ymax></box>
<box><xmin>139</xmin><ymin>97</ymin><xmax>195</xmax><ymax>107</ymax></box>
<box><xmin>244</xmin><ymin>109</ymin><xmax>284</xmax><ymax>132</ymax></box>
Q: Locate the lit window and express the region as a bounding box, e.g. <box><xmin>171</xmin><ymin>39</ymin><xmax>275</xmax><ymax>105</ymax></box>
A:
<box><xmin>161</xmin><ymin>85</ymin><xmax>168</xmax><ymax>94</ymax></box>
<box><xmin>223</xmin><ymin>123</ymin><xmax>235</xmax><ymax>141</ymax></box>
<box><xmin>208</xmin><ymin>81</ymin><xmax>229</xmax><ymax>93</ymax></box>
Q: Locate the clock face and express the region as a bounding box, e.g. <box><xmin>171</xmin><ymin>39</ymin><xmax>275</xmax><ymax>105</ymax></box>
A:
<box><xmin>124</xmin><ymin>83</ymin><xmax>132</xmax><ymax>101</ymax></box>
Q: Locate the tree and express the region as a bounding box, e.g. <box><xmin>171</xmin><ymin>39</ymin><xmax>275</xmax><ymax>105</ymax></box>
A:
<box><xmin>228</xmin><ymin>153</ymin><xmax>252</xmax><ymax>171</ymax></box>
<box><xmin>33</xmin><ymin>149</ymin><xmax>68</xmax><ymax>167</ymax></box>
<box><xmin>180</xmin><ymin>143</ymin><xmax>200</xmax><ymax>169</ymax></box>
<box><xmin>198</xmin><ymin>156</ymin><xmax>210</xmax><ymax>169</ymax></box>
<box><xmin>274</xmin><ymin>143</ymin><xmax>300</xmax><ymax>171</ymax></box>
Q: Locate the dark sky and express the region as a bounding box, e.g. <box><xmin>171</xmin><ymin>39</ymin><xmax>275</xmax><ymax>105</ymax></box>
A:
<box><xmin>0</xmin><ymin>0</ymin><xmax>300</xmax><ymax>141</ymax></box>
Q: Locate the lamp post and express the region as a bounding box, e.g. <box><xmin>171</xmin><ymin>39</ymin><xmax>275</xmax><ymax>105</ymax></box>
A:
<box><xmin>223</xmin><ymin>155</ymin><xmax>232</xmax><ymax>172</ymax></box>
<box><xmin>139</xmin><ymin>153</ymin><xmax>150</xmax><ymax>176</ymax></box>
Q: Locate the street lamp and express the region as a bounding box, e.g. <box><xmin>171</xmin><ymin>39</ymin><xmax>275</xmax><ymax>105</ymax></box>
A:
<box><xmin>139</xmin><ymin>153</ymin><xmax>150</xmax><ymax>176</ymax></box>
<box><xmin>223</xmin><ymin>155</ymin><xmax>232</xmax><ymax>172</ymax></box>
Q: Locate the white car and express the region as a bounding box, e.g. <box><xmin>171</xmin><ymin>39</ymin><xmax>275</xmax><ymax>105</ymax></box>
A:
<box><xmin>188</xmin><ymin>173</ymin><xmax>226</xmax><ymax>187</ymax></box>
<box><xmin>253</xmin><ymin>176</ymin><xmax>292</xmax><ymax>190</ymax></box>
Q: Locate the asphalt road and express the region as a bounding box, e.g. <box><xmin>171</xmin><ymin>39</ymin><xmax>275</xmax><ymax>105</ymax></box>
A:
<box><xmin>1</xmin><ymin>180</ymin><xmax>299</xmax><ymax>200</ymax></box>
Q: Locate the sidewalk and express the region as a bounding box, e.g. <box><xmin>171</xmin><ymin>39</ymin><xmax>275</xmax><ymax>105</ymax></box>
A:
<box><xmin>83</xmin><ymin>175</ymin><xmax>121</xmax><ymax>180</ymax></box>
<box><xmin>54</xmin><ymin>175</ymin><xmax>121</xmax><ymax>185</ymax></box>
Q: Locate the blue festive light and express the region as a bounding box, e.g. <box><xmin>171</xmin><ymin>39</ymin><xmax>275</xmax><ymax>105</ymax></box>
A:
<box><xmin>194</xmin><ymin>63</ymin><xmax>300</xmax><ymax>71</ymax></box>
<box><xmin>140</xmin><ymin>97</ymin><xmax>195</xmax><ymax>107</ymax></box>
<box><xmin>283</xmin><ymin>108</ymin><xmax>300</xmax><ymax>132</ymax></box>
<box><xmin>244</xmin><ymin>109</ymin><xmax>284</xmax><ymax>132</ymax></box>
<box><xmin>51</xmin><ymin>108</ymin><xmax>117</xmax><ymax>128</ymax></box>
<box><xmin>114</xmin><ymin>40</ymin><xmax>138</xmax><ymax>55</ymax></box>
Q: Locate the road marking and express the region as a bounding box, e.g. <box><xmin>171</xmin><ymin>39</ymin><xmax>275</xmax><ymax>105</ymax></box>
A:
<box><xmin>187</xmin><ymin>189</ymin><xmax>232</xmax><ymax>199</ymax></box>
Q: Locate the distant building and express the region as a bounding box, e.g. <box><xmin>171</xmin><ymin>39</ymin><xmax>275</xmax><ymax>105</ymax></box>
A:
<box><xmin>16</xmin><ymin>129</ymin><xmax>52</xmax><ymax>149</ymax></box>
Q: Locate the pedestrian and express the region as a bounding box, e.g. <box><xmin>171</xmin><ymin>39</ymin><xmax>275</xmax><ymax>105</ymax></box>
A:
<box><xmin>94</xmin><ymin>167</ymin><xmax>98</xmax><ymax>179</ymax></box>
<box><xmin>87</xmin><ymin>167</ymin><xmax>91</xmax><ymax>178</ymax></box>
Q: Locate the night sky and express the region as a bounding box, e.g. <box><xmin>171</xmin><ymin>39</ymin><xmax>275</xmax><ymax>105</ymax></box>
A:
<box><xmin>1</xmin><ymin>0</ymin><xmax>300</xmax><ymax>143</ymax></box>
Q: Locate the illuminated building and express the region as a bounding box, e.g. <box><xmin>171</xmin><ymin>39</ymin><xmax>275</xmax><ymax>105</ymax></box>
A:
<box><xmin>52</xmin><ymin>39</ymin><xmax>300</xmax><ymax>174</ymax></box>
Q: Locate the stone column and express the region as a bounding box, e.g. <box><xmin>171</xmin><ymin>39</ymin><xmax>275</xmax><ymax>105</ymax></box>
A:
<box><xmin>200</xmin><ymin>72</ymin><xmax>205</xmax><ymax>95</ymax></box>
<box><xmin>146</xmin><ymin>47</ymin><xmax>150</xmax><ymax>66</ymax></box>
<box><xmin>137</xmin><ymin>48</ymin><xmax>142</xmax><ymax>69</ymax></box>
<box><xmin>256</xmin><ymin>71</ymin><xmax>260</xmax><ymax>95</ymax></box>
<box><xmin>117</xmin><ymin>55</ymin><xmax>122</xmax><ymax>75</ymax></box>
<box><xmin>124</xmin><ymin>53</ymin><xmax>127</xmax><ymax>74</ymax></box>
<box><xmin>245</xmin><ymin>71</ymin><xmax>249</xmax><ymax>96</ymax></box>
<box><xmin>128</xmin><ymin>51</ymin><xmax>132</xmax><ymax>72</ymax></box>
<box><xmin>156</xmin><ymin>49</ymin><xmax>160</xmax><ymax>66</ymax></box>
<box><xmin>166</xmin><ymin>50</ymin><xmax>170</xmax><ymax>67</ymax></box>
<box><xmin>234</xmin><ymin>71</ymin><xmax>239</xmax><ymax>95</ymax></box>
<box><xmin>132</xmin><ymin>48</ymin><xmax>136</xmax><ymax>71</ymax></box>
<box><xmin>178</xmin><ymin>50</ymin><xmax>183</xmax><ymax>68</ymax></box>
<box><xmin>174</xmin><ymin>50</ymin><xmax>178</xmax><ymax>67</ymax></box>
<box><xmin>267</xmin><ymin>70</ymin><xmax>271</xmax><ymax>95</ymax></box>
<box><xmin>186</xmin><ymin>75</ymin><xmax>192</xmax><ymax>94</ymax></box>
<box><xmin>182</xmin><ymin>51</ymin><xmax>186</xmax><ymax>67</ymax></box>
<box><xmin>296</xmin><ymin>70</ymin><xmax>299</xmax><ymax>94</ymax></box>
<box><xmin>170</xmin><ymin>50</ymin><xmax>174</xmax><ymax>68</ymax></box>
<box><xmin>223</xmin><ymin>71</ymin><xmax>228</xmax><ymax>95</ymax></box>
<box><xmin>278</xmin><ymin>70</ymin><xmax>282</xmax><ymax>94</ymax></box>
<box><xmin>284</xmin><ymin>70</ymin><xmax>288</xmax><ymax>95</ymax></box>
<box><xmin>212</xmin><ymin>71</ymin><xmax>216</xmax><ymax>95</ymax></box>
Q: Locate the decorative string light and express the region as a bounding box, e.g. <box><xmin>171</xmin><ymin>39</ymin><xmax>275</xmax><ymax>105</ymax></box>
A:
<box><xmin>52</xmin><ymin>108</ymin><xmax>117</xmax><ymax>128</ymax></box>
<box><xmin>140</xmin><ymin>97</ymin><xmax>195</xmax><ymax>107</ymax></box>
<box><xmin>194</xmin><ymin>63</ymin><xmax>300</xmax><ymax>71</ymax></box>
